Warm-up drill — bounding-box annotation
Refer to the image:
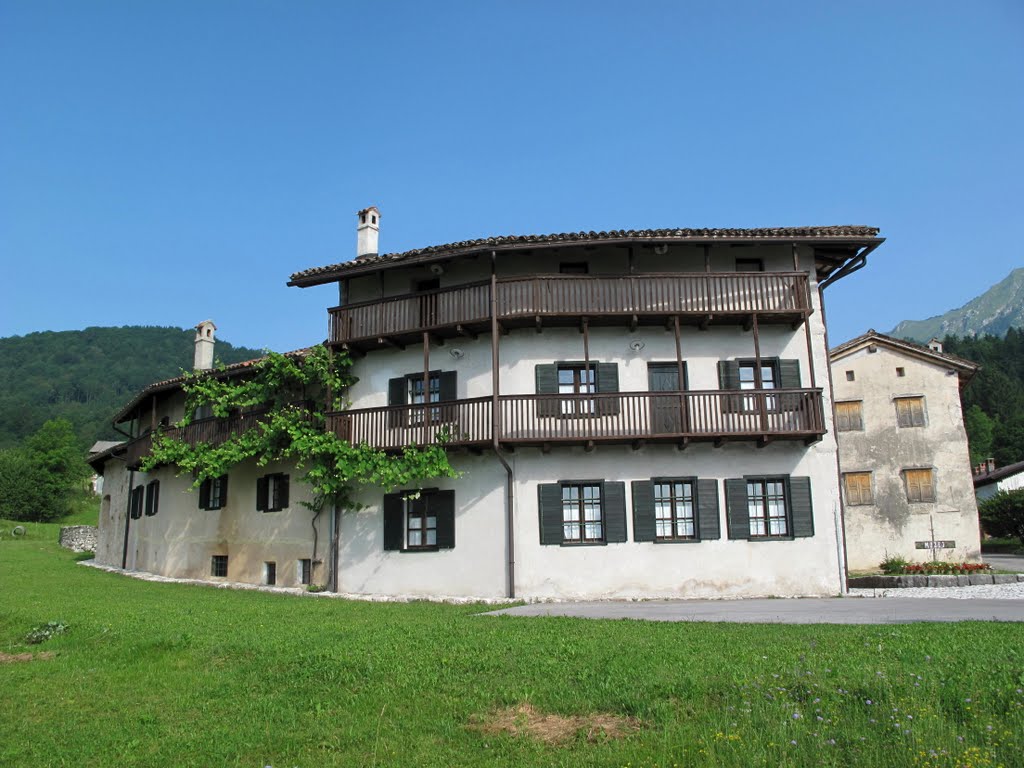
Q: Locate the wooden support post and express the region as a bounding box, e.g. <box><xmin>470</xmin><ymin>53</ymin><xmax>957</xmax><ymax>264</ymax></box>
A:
<box><xmin>423</xmin><ymin>331</ymin><xmax>430</xmax><ymax>448</ymax></box>
<box><xmin>704</xmin><ymin>244</ymin><xmax>711</xmax><ymax>272</ymax></box>
<box><xmin>752</xmin><ymin>314</ymin><xmax>768</xmax><ymax>435</ymax></box>
<box><xmin>491</xmin><ymin>259</ymin><xmax>500</xmax><ymax>445</ymax></box>
<box><xmin>804</xmin><ymin>305</ymin><xmax>817</xmax><ymax>388</ymax></box>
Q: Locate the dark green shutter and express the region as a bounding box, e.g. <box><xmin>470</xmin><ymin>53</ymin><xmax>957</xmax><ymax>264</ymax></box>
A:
<box><xmin>779</xmin><ymin>359</ymin><xmax>802</xmax><ymax>389</ymax></box>
<box><xmin>603</xmin><ymin>481</ymin><xmax>627</xmax><ymax>542</ymax></box>
<box><xmin>535</xmin><ymin>364</ymin><xmax>559</xmax><ymax>418</ymax></box>
<box><xmin>631</xmin><ymin>480</ymin><xmax>656</xmax><ymax>542</ymax></box>
<box><xmin>199</xmin><ymin>479</ymin><xmax>211</xmax><ymax>510</ymax></box>
<box><xmin>439</xmin><ymin>371</ymin><xmax>457</xmax><ymax>423</ymax></box>
<box><xmin>718</xmin><ymin>361</ymin><xmax>742</xmax><ymax>414</ymax></box>
<box><xmin>256</xmin><ymin>476</ymin><xmax>268</xmax><ymax>512</ymax></box>
<box><xmin>220</xmin><ymin>475</ymin><xmax>229</xmax><ymax>507</ymax></box>
<box><xmin>131</xmin><ymin>486</ymin><xmax>143</xmax><ymax>519</ymax></box>
<box><xmin>434</xmin><ymin>490</ymin><xmax>456</xmax><ymax>549</ymax></box>
<box><xmin>724</xmin><ymin>478</ymin><xmax>750</xmax><ymax>540</ymax></box>
<box><xmin>596</xmin><ymin>363</ymin><xmax>620</xmax><ymax>416</ymax></box>
<box><xmin>788</xmin><ymin>476</ymin><xmax>814</xmax><ymax>538</ymax></box>
<box><xmin>278</xmin><ymin>475</ymin><xmax>290</xmax><ymax>510</ymax></box>
<box><xmin>696</xmin><ymin>479</ymin><xmax>721</xmax><ymax>540</ymax></box>
<box><xmin>537</xmin><ymin>483</ymin><xmax>563</xmax><ymax>544</ymax></box>
<box><xmin>382</xmin><ymin>493</ymin><xmax>404</xmax><ymax>551</ymax></box>
<box><xmin>145</xmin><ymin>481</ymin><xmax>159</xmax><ymax>516</ymax></box>
<box><xmin>388</xmin><ymin>376</ymin><xmax>405</xmax><ymax>428</ymax></box>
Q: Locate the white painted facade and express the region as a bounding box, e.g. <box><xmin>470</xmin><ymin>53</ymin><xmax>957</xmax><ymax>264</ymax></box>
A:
<box><xmin>93</xmin><ymin>223</ymin><xmax>883</xmax><ymax>599</ymax></box>
<box><xmin>830</xmin><ymin>334</ymin><xmax>982</xmax><ymax>571</ymax></box>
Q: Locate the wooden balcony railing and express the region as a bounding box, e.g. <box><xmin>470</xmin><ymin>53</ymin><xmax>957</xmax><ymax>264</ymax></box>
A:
<box><xmin>326</xmin><ymin>389</ymin><xmax>825</xmax><ymax>450</ymax></box>
<box><xmin>329</xmin><ymin>272</ymin><xmax>811</xmax><ymax>347</ymax></box>
<box><xmin>123</xmin><ymin>408</ymin><xmax>283</xmax><ymax>468</ymax></box>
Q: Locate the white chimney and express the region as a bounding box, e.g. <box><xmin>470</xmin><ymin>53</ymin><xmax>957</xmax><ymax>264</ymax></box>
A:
<box><xmin>194</xmin><ymin>320</ymin><xmax>217</xmax><ymax>370</ymax></box>
<box><xmin>356</xmin><ymin>205</ymin><xmax>380</xmax><ymax>259</ymax></box>
<box><xmin>928</xmin><ymin>338</ymin><xmax>943</xmax><ymax>353</ymax></box>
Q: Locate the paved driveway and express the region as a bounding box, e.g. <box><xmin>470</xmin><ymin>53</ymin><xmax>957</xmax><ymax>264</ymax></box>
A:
<box><xmin>487</xmin><ymin>597</ymin><xmax>1024</xmax><ymax>624</ymax></box>
<box><xmin>986</xmin><ymin>553</ymin><xmax>1024</xmax><ymax>572</ymax></box>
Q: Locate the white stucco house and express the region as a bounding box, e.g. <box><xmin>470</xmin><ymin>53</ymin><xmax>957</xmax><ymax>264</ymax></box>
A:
<box><xmin>829</xmin><ymin>331</ymin><xmax>982</xmax><ymax>571</ymax></box>
<box><xmin>90</xmin><ymin>212</ymin><xmax>885</xmax><ymax>599</ymax></box>
<box><xmin>974</xmin><ymin>459</ymin><xmax>1024</xmax><ymax>503</ymax></box>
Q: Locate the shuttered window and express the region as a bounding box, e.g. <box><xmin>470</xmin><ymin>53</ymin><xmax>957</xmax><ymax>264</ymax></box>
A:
<box><xmin>199</xmin><ymin>475</ymin><xmax>229</xmax><ymax>510</ymax></box>
<box><xmin>903</xmin><ymin>468</ymin><xmax>935</xmax><ymax>503</ymax></box>
<box><xmin>538</xmin><ymin>480</ymin><xmax>627</xmax><ymax>545</ymax></box>
<box><xmin>632</xmin><ymin>478</ymin><xmax>721</xmax><ymax>542</ymax></box>
<box><xmin>835</xmin><ymin>401</ymin><xmax>864</xmax><ymax>432</ymax></box>
<box><xmin>895</xmin><ymin>397</ymin><xmax>926</xmax><ymax>428</ymax></box>
<box><xmin>718</xmin><ymin>358</ymin><xmax>801</xmax><ymax>413</ymax></box>
<box><xmin>129</xmin><ymin>485</ymin><xmax>144</xmax><ymax>520</ymax></box>
<box><xmin>843</xmin><ymin>472</ymin><xmax>873</xmax><ymax>505</ymax></box>
<box><xmin>144</xmin><ymin>480</ymin><xmax>160</xmax><ymax>517</ymax></box>
<box><xmin>382</xmin><ymin>489</ymin><xmax>455</xmax><ymax>551</ymax></box>
<box><xmin>724</xmin><ymin>476</ymin><xmax>813</xmax><ymax>540</ymax></box>
<box><xmin>257</xmin><ymin>473</ymin><xmax>289</xmax><ymax>512</ymax></box>
<box><xmin>387</xmin><ymin>371</ymin><xmax>457</xmax><ymax>427</ymax></box>
<box><xmin>535</xmin><ymin>362</ymin><xmax>620</xmax><ymax>418</ymax></box>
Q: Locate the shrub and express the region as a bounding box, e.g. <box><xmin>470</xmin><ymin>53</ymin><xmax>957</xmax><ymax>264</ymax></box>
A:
<box><xmin>25</xmin><ymin>620</ymin><xmax>69</xmax><ymax>645</ymax></box>
<box><xmin>879</xmin><ymin>554</ymin><xmax>909</xmax><ymax>574</ymax></box>
<box><xmin>978</xmin><ymin>489</ymin><xmax>1024</xmax><ymax>544</ymax></box>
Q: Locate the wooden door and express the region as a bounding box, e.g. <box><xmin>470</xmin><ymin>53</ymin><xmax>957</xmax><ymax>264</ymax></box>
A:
<box><xmin>648</xmin><ymin>363</ymin><xmax>685</xmax><ymax>435</ymax></box>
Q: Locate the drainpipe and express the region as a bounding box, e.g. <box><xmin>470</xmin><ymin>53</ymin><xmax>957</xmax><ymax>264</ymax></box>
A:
<box><xmin>329</xmin><ymin>503</ymin><xmax>341</xmax><ymax>592</ymax></box>
<box><xmin>122</xmin><ymin>468</ymin><xmax>135</xmax><ymax>569</ymax></box>
<box><xmin>491</xmin><ymin>252</ymin><xmax>516</xmax><ymax>599</ymax></box>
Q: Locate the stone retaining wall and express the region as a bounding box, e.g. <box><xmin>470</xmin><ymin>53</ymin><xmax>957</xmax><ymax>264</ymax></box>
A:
<box><xmin>59</xmin><ymin>525</ymin><xmax>98</xmax><ymax>553</ymax></box>
<box><xmin>849</xmin><ymin>574</ymin><xmax>1024</xmax><ymax>589</ymax></box>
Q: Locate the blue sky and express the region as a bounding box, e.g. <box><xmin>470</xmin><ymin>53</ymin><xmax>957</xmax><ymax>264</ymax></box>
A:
<box><xmin>1</xmin><ymin>1</ymin><xmax>1022</xmax><ymax>353</ymax></box>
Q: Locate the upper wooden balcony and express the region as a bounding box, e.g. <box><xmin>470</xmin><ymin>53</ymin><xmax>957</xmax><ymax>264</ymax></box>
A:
<box><xmin>326</xmin><ymin>389</ymin><xmax>826</xmax><ymax>451</ymax></box>
<box><xmin>328</xmin><ymin>272</ymin><xmax>812</xmax><ymax>351</ymax></box>
<box><xmin>123</xmin><ymin>409</ymin><xmax>275</xmax><ymax>469</ymax></box>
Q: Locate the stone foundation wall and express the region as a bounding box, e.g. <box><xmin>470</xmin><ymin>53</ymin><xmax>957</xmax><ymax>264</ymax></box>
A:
<box><xmin>60</xmin><ymin>525</ymin><xmax>98</xmax><ymax>553</ymax></box>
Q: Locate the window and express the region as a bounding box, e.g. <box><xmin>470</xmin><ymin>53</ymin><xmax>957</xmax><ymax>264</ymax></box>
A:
<box><xmin>896</xmin><ymin>367</ymin><xmax>905</xmax><ymax>377</ymax></box>
<box><xmin>387</xmin><ymin>370</ymin><xmax>457</xmax><ymax>427</ymax></box>
<box><xmin>718</xmin><ymin>358</ymin><xmax>800</xmax><ymax>414</ymax></box>
<box><xmin>735</xmin><ymin>258</ymin><xmax>764</xmax><ymax>272</ymax></box>
<box><xmin>144</xmin><ymin>480</ymin><xmax>160</xmax><ymax>517</ymax></box>
<box><xmin>535</xmin><ymin>362</ymin><xmax>620</xmax><ymax>417</ymax></box>
<box><xmin>724</xmin><ymin>476</ymin><xmax>814</xmax><ymax>540</ymax></box>
<box><xmin>835</xmin><ymin>401</ymin><xmax>864</xmax><ymax>431</ymax></box>
<box><xmin>263</xmin><ymin>562</ymin><xmax>276</xmax><ymax>586</ymax></box>
<box><xmin>382</xmin><ymin>489</ymin><xmax>455</xmax><ymax>551</ymax></box>
<box><xmin>297</xmin><ymin>559</ymin><xmax>312</xmax><ymax>586</ymax></box>
<box><xmin>843</xmin><ymin>472</ymin><xmax>873</xmax><ymax>505</ymax></box>
<box><xmin>559</xmin><ymin>262</ymin><xmax>589</xmax><ymax>274</ymax></box>
<box><xmin>903</xmin><ymin>468</ymin><xmax>935</xmax><ymax>503</ymax></box>
<box><xmin>256</xmin><ymin>473</ymin><xmax>289</xmax><ymax>512</ymax></box>
<box><xmin>632</xmin><ymin>478</ymin><xmax>720</xmax><ymax>542</ymax></box>
<box><xmin>846</xmin><ymin>371</ymin><xmax>855</xmax><ymax>381</ymax></box>
<box><xmin>199</xmin><ymin>475</ymin><xmax>229</xmax><ymax>510</ymax></box>
<box><xmin>538</xmin><ymin>481</ymin><xmax>627</xmax><ymax>545</ymax></box>
<box><xmin>211</xmin><ymin>555</ymin><xmax>228</xmax><ymax>577</ymax></box>
<box><xmin>895</xmin><ymin>396</ymin><xmax>926</xmax><ymax>428</ymax></box>
<box><xmin>129</xmin><ymin>485</ymin><xmax>144</xmax><ymax>520</ymax></box>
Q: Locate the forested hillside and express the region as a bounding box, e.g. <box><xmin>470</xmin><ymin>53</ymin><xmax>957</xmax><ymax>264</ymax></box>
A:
<box><xmin>0</xmin><ymin>327</ymin><xmax>264</xmax><ymax>449</ymax></box>
<box><xmin>943</xmin><ymin>328</ymin><xmax>1024</xmax><ymax>467</ymax></box>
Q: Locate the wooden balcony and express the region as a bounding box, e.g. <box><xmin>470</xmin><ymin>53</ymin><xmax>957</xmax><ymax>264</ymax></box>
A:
<box><xmin>123</xmin><ymin>409</ymin><xmax>276</xmax><ymax>469</ymax></box>
<box><xmin>327</xmin><ymin>389</ymin><xmax>826</xmax><ymax>451</ymax></box>
<box><xmin>328</xmin><ymin>272</ymin><xmax>812</xmax><ymax>351</ymax></box>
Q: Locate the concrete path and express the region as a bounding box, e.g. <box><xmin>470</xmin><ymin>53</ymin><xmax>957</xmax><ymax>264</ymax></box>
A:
<box><xmin>986</xmin><ymin>553</ymin><xmax>1024</xmax><ymax>572</ymax></box>
<box><xmin>487</xmin><ymin>597</ymin><xmax>1024</xmax><ymax>624</ymax></box>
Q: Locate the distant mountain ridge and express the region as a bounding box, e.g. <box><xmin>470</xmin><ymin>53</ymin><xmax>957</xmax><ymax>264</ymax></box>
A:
<box><xmin>0</xmin><ymin>326</ymin><xmax>265</xmax><ymax>449</ymax></box>
<box><xmin>891</xmin><ymin>268</ymin><xmax>1024</xmax><ymax>342</ymax></box>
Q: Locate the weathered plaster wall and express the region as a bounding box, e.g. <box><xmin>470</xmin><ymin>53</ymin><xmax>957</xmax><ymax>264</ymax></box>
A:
<box><xmin>832</xmin><ymin>346</ymin><xmax>981</xmax><ymax>570</ymax></box>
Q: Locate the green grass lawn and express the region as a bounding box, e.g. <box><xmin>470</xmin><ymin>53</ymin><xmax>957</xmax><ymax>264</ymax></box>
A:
<box><xmin>1</xmin><ymin>527</ymin><xmax>1022</xmax><ymax>767</ymax></box>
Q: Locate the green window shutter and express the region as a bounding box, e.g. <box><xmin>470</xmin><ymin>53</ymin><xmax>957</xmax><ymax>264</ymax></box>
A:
<box><xmin>130</xmin><ymin>486</ymin><xmax>143</xmax><ymax>519</ymax></box>
<box><xmin>388</xmin><ymin>377</ymin><xmax>406</xmax><ymax>428</ymax></box>
<box><xmin>537</xmin><ymin>483</ymin><xmax>563</xmax><ymax>545</ymax></box>
<box><xmin>382</xmin><ymin>493</ymin><xmax>404</xmax><ymax>551</ymax></box>
<box><xmin>434</xmin><ymin>490</ymin><xmax>456</xmax><ymax>549</ymax></box>
<box><xmin>145</xmin><ymin>481</ymin><xmax>159</xmax><ymax>516</ymax></box>
<box><xmin>439</xmin><ymin>371</ymin><xmax>457</xmax><ymax>401</ymax></box>
<box><xmin>278</xmin><ymin>474</ymin><xmax>290</xmax><ymax>510</ymax></box>
<box><xmin>535</xmin><ymin>364</ymin><xmax>559</xmax><ymax>418</ymax></box>
<box><xmin>779</xmin><ymin>359</ymin><xmax>802</xmax><ymax>389</ymax></box>
<box><xmin>696</xmin><ymin>479</ymin><xmax>721</xmax><ymax>540</ymax></box>
<box><xmin>199</xmin><ymin>479</ymin><xmax>211</xmax><ymax>510</ymax></box>
<box><xmin>718</xmin><ymin>361</ymin><xmax>742</xmax><ymax>414</ymax></box>
<box><xmin>724</xmin><ymin>478</ymin><xmax>750</xmax><ymax>540</ymax></box>
<box><xmin>788</xmin><ymin>476</ymin><xmax>814</xmax><ymax>538</ymax></box>
<box><xmin>256</xmin><ymin>476</ymin><xmax>269</xmax><ymax>512</ymax></box>
<box><xmin>603</xmin><ymin>481</ymin><xmax>627</xmax><ymax>542</ymax></box>
<box><xmin>631</xmin><ymin>480</ymin><xmax>656</xmax><ymax>542</ymax></box>
<box><xmin>596</xmin><ymin>362</ymin><xmax>620</xmax><ymax>416</ymax></box>
<box><xmin>220</xmin><ymin>475</ymin><xmax>229</xmax><ymax>507</ymax></box>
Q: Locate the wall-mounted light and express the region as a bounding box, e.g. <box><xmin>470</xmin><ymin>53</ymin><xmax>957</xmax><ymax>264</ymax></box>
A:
<box><xmin>430</xmin><ymin>263</ymin><xmax>445</xmax><ymax>276</ymax></box>
<box><xmin>629</xmin><ymin>340</ymin><xmax>645</xmax><ymax>353</ymax></box>
<box><xmin>653</xmin><ymin>244</ymin><xmax>669</xmax><ymax>255</ymax></box>
<box><xmin>449</xmin><ymin>348</ymin><xmax>464</xmax><ymax>360</ymax></box>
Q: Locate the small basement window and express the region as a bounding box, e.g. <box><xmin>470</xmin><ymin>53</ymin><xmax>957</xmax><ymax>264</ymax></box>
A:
<box><xmin>264</xmin><ymin>562</ymin><xmax>276</xmax><ymax>586</ymax></box>
<box><xmin>896</xmin><ymin>367</ymin><xmax>905</xmax><ymax>377</ymax></box>
<box><xmin>298</xmin><ymin>559</ymin><xmax>312</xmax><ymax>585</ymax></box>
<box><xmin>845</xmin><ymin>371</ymin><xmax>855</xmax><ymax>381</ymax></box>
<box><xmin>211</xmin><ymin>555</ymin><xmax>228</xmax><ymax>578</ymax></box>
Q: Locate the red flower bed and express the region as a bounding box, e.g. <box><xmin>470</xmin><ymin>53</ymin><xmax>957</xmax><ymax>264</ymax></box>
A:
<box><xmin>898</xmin><ymin>562</ymin><xmax>991</xmax><ymax>575</ymax></box>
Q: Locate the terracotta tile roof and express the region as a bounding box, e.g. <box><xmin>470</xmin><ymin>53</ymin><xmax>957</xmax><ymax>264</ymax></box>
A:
<box><xmin>112</xmin><ymin>347</ymin><xmax>314</xmax><ymax>424</ymax></box>
<box><xmin>289</xmin><ymin>225</ymin><xmax>882</xmax><ymax>286</ymax></box>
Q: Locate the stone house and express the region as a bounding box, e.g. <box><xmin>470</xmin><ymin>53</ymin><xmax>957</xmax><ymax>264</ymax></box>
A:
<box><xmin>829</xmin><ymin>331</ymin><xmax>981</xmax><ymax>570</ymax></box>
<box><xmin>90</xmin><ymin>213</ymin><xmax>884</xmax><ymax>599</ymax></box>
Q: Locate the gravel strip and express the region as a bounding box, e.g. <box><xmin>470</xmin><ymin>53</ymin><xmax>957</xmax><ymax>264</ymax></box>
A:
<box><xmin>849</xmin><ymin>582</ymin><xmax>1024</xmax><ymax>600</ymax></box>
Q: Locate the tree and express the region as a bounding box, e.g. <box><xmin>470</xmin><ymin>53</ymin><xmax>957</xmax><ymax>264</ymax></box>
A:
<box><xmin>24</xmin><ymin>418</ymin><xmax>90</xmax><ymax>488</ymax></box>
<box><xmin>963</xmin><ymin>404</ymin><xmax>995</xmax><ymax>466</ymax></box>
<box><xmin>978</xmin><ymin>489</ymin><xmax>1024</xmax><ymax>543</ymax></box>
<box><xmin>0</xmin><ymin>448</ymin><xmax>65</xmax><ymax>522</ymax></box>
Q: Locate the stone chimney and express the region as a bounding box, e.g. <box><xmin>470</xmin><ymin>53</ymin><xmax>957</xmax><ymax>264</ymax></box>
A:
<box><xmin>986</xmin><ymin>457</ymin><xmax>996</xmax><ymax>473</ymax></box>
<box><xmin>194</xmin><ymin>320</ymin><xmax>216</xmax><ymax>371</ymax></box>
<box><xmin>356</xmin><ymin>206</ymin><xmax>380</xmax><ymax>259</ymax></box>
<box><xmin>928</xmin><ymin>338</ymin><xmax>943</xmax><ymax>353</ymax></box>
